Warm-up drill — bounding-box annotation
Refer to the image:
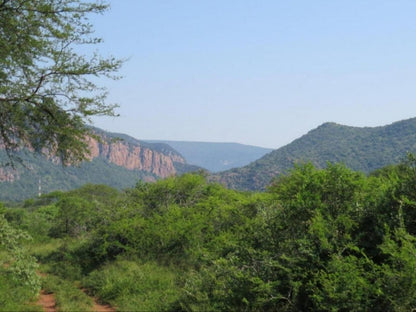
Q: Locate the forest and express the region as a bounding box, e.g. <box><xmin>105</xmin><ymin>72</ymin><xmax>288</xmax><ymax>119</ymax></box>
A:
<box><xmin>2</xmin><ymin>155</ymin><xmax>416</xmax><ymax>311</ymax></box>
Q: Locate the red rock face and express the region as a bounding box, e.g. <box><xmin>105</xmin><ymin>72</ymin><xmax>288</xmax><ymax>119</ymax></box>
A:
<box><xmin>0</xmin><ymin>134</ymin><xmax>186</xmax><ymax>183</ymax></box>
<box><xmin>86</xmin><ymin>136</ymin><xmax>185</xmax><ymax>178</ymax></box>
<box><xmin>0</xmin><ymin>168</ymin><xmax>18</xmax><ymax>182</ymax></box>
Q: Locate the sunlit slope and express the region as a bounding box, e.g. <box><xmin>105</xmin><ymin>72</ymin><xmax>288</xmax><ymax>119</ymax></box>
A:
<box><xmin>214</xmin><ymin>117</ymin><xmax>416</xmax><ymax>190</ymax></box>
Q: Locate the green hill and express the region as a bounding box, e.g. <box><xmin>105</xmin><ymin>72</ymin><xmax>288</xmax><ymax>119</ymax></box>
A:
<box><xmin>214</xmin><ymin>117</ymin><xmax>416</xmax><ymax>190</ymax></box>
<box><xmin>146</xmin><ymin>140</ymin><xmax>273</xmax><ymax>172</ymax></box>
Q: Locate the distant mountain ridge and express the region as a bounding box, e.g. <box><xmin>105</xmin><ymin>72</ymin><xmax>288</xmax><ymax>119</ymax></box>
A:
<box><xmin>0</xmin><ymin>128</ymin><xmax>199</xmax><ymax>201</ymax></box>
<box><xmin>146</xmin><ymin>140</ymin><xmax>273</xmax><ymax>172</ymax></box>
<box><xmin>214</xmin><ymin>117</ymin><xmax>416</xmax><ymax>190</ymax></box>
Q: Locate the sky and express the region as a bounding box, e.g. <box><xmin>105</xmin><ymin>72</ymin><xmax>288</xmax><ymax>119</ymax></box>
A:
<box><xmin>90</xmin><ymin>0</ymin><xmax>416</xmax><ymax>149</ymax></box>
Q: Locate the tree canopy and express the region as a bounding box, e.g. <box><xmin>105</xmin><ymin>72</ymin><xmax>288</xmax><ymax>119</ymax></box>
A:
<box><xmin>0</xmin><ymin>0</ymin><xmax>122</xmax><ymax>164</ymax></box>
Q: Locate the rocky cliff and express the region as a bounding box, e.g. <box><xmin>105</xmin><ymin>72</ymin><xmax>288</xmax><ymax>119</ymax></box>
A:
<box><xmin>0</xmin><ymin>128</ymin><xmax>199</xmax><ymax>200</ymax></box>
<box><xmin>0</xmin><ymin>132</ymin><xmax>187</xmax><ymax>183</ymax></box>
<box><xmin>86</xmin><ymin>134</ymin><xmax>186</xmax><ymax>178</ymax></box>
<box><xmin>0</xmin><ymin>168</ymin><xmax>18</xmax><ymax>182</ymax></box>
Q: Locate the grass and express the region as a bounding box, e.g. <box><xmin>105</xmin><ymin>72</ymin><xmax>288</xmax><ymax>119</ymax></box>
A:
<box><xmin>84</xmin><ymin>259</ymin><xmax>182</xmax><ymax>311</ymax></box>
<box><xmin>26</xmin><ymin>237</ymin><xmax>97</xmax><ymax>311</ymax></box>
<box><xmin>0</xmin><ymin>268</ymin><xmax>43</xmax><ymax>312</ymax></box>
<box><xmin>41</xmin><ymin>274</ymin><xmax>93</xmax><ymax>312</ymax></box>
<box><xmin>27</xmin><ymin>238</ymin><xmax>64</xmax><ymax>259</ymax></box>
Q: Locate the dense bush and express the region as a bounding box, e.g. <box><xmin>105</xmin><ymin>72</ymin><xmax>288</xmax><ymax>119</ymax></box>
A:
<box><xmin>4</xmin><ymin>160</ymin><xmax>416</xmax><ymax>311</ymax></box>
<box><xmin>0</xmin><ymin>213</ymin><xmax>41</xmax><ymax>310</ymax></box>
<box><xmin>0</xmin><ymin>269</ymin><xmax>42</xmax><ymax>312</ymax></box>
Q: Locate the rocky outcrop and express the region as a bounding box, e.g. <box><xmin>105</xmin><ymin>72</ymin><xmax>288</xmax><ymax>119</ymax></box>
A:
<box><xmin>86</xmin><ymin>135</ymin><xmax>186</xmax><ymax>178</ymax></box>
<box><xmin>0</xmin><ymin>129</ymin><xmax>198</xmax><ymax>200</ymax></box>
<box><xmin>0</xmin><ymin>129</ymin><xmax>190</xmax><ymax>188</ymax></box>
<box><xmin>0</xmin><ymin>168</ymin><xmax>18</xmax><ymax>182</ymax></box>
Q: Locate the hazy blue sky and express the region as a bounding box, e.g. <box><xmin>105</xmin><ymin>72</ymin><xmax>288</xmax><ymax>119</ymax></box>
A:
<box><xmin>91</xmin><ymin>0</ymin><xmax>416</xmax><ymax>148</ymax></box>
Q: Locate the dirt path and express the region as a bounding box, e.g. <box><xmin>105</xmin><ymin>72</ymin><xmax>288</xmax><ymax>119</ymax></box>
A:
<box><xmin>36</xmin><ymin>289</ymin><xmax>116</xmax><ymax>312</ymax></box>
<box><xmin>83</xmin><ymin>289</ymin><xmax>116</xmax><ymax>312</ymax></box>
<box><xmin>92</xmin><ymin>299</ymin><xmax>116</xmax><ymax>312</ymax></box>
<box><xmin>36</xmin><ymin>271</ymin><xmax>57</xmax><ymax>312</ymax></box>
<box><xmin>36</xmin><ymin>288</ymin><xmax>116</xmax><ymax>312</ymax></box>
<box><xmin>36</xmin><ymin>273</ymin><xmax>116</xmax><ymax>312</ymax></box>
<box><xmin>37</xmin><ymin>290</ymin><xmax>56</xmax><ymax>312</ymax></box>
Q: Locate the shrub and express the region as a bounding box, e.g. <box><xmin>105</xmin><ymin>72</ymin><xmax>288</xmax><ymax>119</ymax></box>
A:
<box><xmin>84</xmin><ymin>260</ymin><xmax>181</xmax><ymax>311</ymax></box>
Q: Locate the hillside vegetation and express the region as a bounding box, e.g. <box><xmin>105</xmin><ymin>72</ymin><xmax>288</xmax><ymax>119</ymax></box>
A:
<box><xmin>0</xmin><ymin>129</ymin><xmax>199</xmax><ymax>201</ymax></box>
<box><xmin>3</xmin><ymin>156</ymin><xmax>416</xmax><ymax>311</ymax></box>
<box><xmin>214</xmin><ymin>117</ymin><xmax>416</xmax><ymax>190</ymax></box>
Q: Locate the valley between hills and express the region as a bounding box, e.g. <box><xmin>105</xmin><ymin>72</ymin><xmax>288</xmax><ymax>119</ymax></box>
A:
<box><xmin>1</xmin><ymin>117</ymin><xmax>416</xmax><ymax>201</ymax></box>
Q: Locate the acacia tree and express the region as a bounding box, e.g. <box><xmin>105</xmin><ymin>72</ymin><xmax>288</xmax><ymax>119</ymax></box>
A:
<box><xmin>0</xmin><ymin>0</ymin><xmax>122</xmax><ymax>164</ymax></box>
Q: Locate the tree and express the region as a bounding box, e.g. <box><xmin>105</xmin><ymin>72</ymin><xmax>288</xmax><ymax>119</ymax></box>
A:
<box><xmin>0</xmin><ymin>0</ymin><xmax>122</xmax><ymax>164</ymax></box>
<box><xmin>52</xmin><ymin>195</ymin><xmax>92</xmax><ymax>237</ymax></box>
<box><xmin>0</xmin><ymin>212</ymin><xmax>40</xmax><ymax>297</ymax></box>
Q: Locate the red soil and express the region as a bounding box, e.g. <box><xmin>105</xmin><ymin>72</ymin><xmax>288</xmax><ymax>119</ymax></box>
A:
<box><xmin>37</xmin><ymin>290</ymin><xmax>56</xmax><ymax>312</ymax></box>
<box><xmin>92</xmin><ymin>300</ymin><xmax>116</xmax><ymax>312</ymax></box>
<box><xmin>36</xmin><ymin>271</ymin><xmax>116</xmax><ymax>312</ymax></box>
<box><xmin>82</xmin><ymin>288</ymin><xmax>116</xmax><ymax>312</ymax></box>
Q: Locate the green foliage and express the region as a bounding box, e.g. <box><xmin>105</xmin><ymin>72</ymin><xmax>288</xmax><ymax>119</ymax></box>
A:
<box><xmin>0</xmin><ymin>268</ymin><xmax>42</xmax><ymax>312</ymax></box>
<box><xmin>42</xmin><ymin>274</ymin><xmax>92</xmax><ymax>312</ymax></box>
<box><xmin>188</xmin><ymin>163</ymin><xmax>411</xmax><ymax>311</ymax></box>
<box><xmin>88</xmin><ymin>174</ymin><xmax>263</xmax><ymax>267</ymax></box>
<box><xmin>5</xmin><ymin>161</ymin><xmax>416</xmax><ymax>311</ymax></box>
<box><xmin>0</xmin><ymin>214</ymin><xmax>40</xmax><ymax>297</ymax></box>
<box><xmin>0</xmin><ymin>0</ymin><xmax>122</xmax><ymax>164</ymax></box>
<box><xmin>6</xmin><ymin>205</ymin><xmax>59</xmax><ymax>241</ymax></box>
<box><xmin>311</xmin><ymin>254</ymin><xmax>379</xmax><ymax>311</ymax></box>
<box><xmin>377</xmin><ymin>227</ymin><xmax>416</xmax><ymax>311</ymax></box>
<box><xmin>216</xmin><ymin>118</ymin><xmax>416</xmax><ymax>190</ymax></box>
<box><xmin>51</xmin><ymin>196</ymin><xmax>93</xmax><ymax>237</ymax></box>
<box><xmin>127</xmin><ymin>173</ymin><xmax>209</xmax><ymax>215</ymax></box>
<box><xmin>84</xmin><ymin>260</ymin><xmax>181</xmax><ymax>311</ymax></box>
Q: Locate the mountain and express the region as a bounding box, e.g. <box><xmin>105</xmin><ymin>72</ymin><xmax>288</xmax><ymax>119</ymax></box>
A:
<box><xmin>146</xmin><ymin>140</ymin><xmax>273</xmax><ymax>172</ymax></box>
<box><xmin>0</xmin><ymin>129</ymin><xmax>199</xmax><ymax>201</ymax></box>
<box><xmin>213</xmin><ymin>117</ymin><xmax>416</xmax><ymax>191</ymax></box>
